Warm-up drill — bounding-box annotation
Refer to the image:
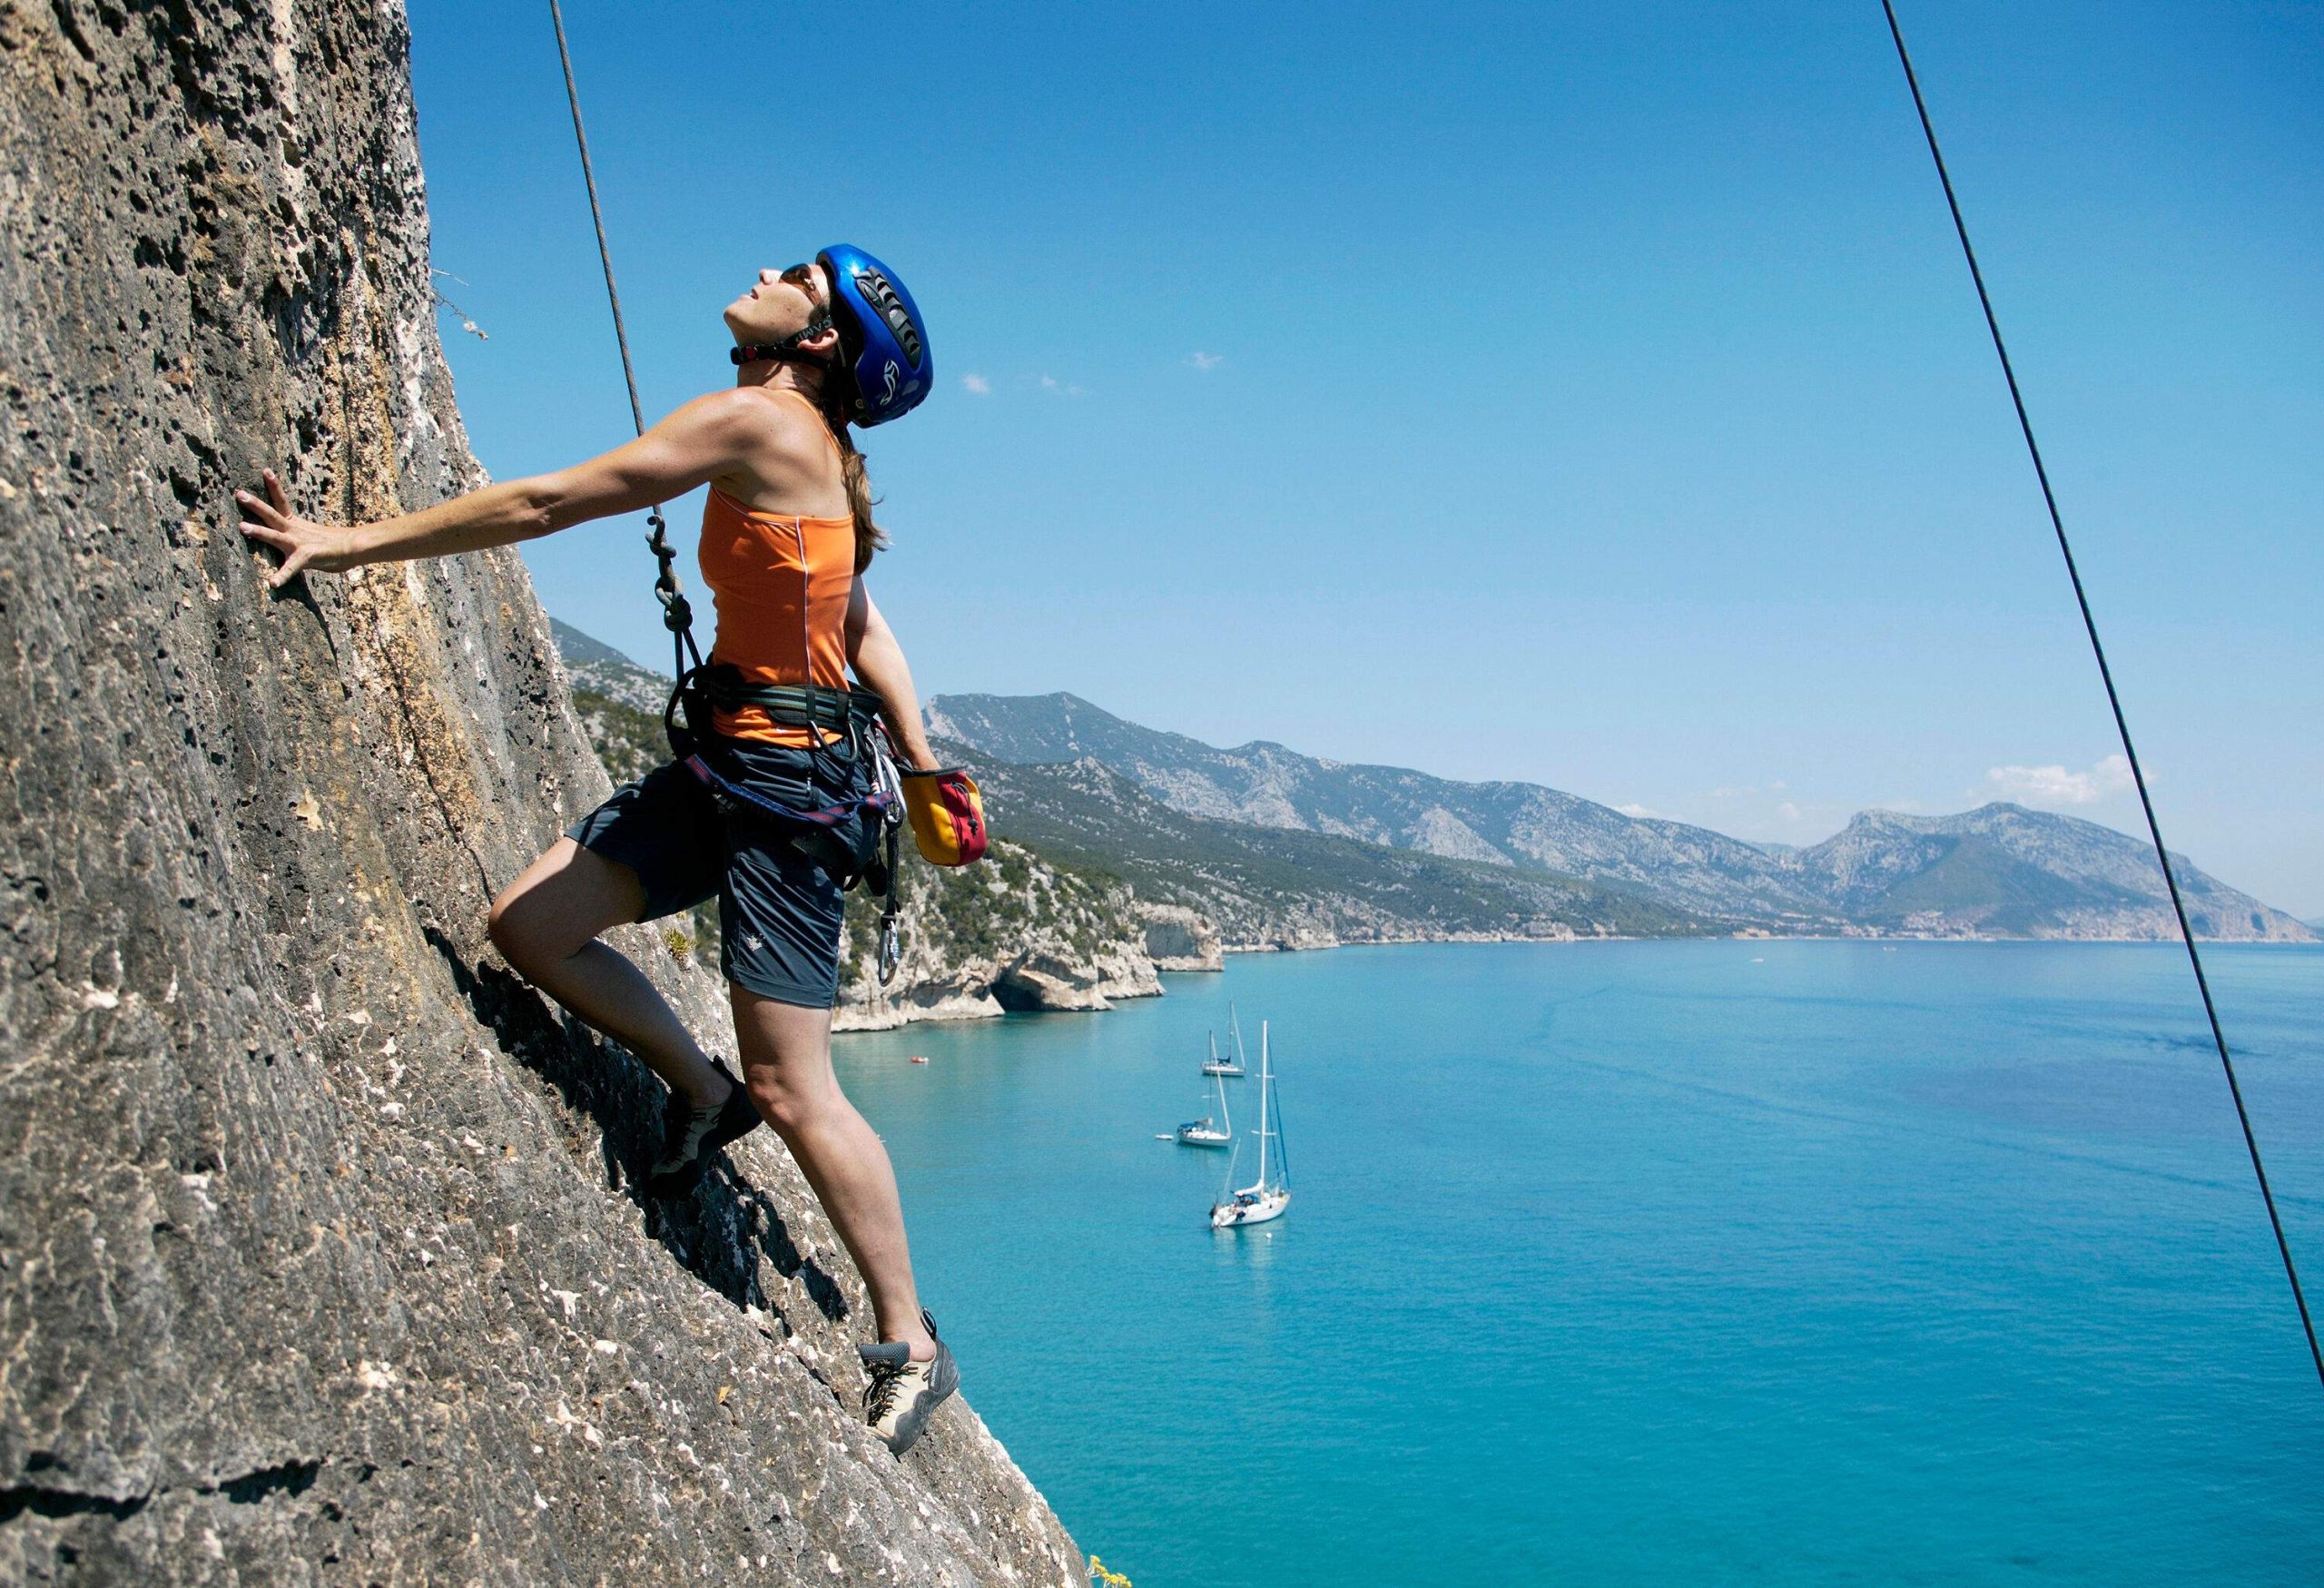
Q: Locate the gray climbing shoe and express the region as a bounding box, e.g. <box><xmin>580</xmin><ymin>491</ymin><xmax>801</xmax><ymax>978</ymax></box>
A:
<box><xmin>859</xmin><ymin>1311</ymin><xmax>959</xmax><ymax>1455</ymax></box>
<box><xmin>645</xmin><ymin>1058</ymin><xmax>760</xmax><ymax>1196</ymax></box>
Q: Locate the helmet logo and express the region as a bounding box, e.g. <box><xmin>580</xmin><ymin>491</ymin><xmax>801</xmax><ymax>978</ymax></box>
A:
<box><xmin>852</xmin><ymin>266</ymin><xmax>924</xmax><ymax>367</ymax></box>
<box><xmin>881</xmin><ymin>361</ymin><xmax>901</xmax><ymax>406</ymax></box>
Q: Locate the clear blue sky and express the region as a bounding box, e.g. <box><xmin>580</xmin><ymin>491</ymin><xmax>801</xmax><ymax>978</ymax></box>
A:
<box><xmin>407</xmin><ymin>0</ymin><xmax>2322</xmax><ymax>914</ymax></box>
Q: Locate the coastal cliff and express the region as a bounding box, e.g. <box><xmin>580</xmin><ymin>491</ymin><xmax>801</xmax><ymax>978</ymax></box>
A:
<box><xmin>0</xmin><ymin>4</ymin><xmax>1078</xmax><ymax>1582</ymax></box>
<box><xmin>834</xmin><ymin>840</ymin><xmax>1164</xmax><ymax>1031</ymax></box>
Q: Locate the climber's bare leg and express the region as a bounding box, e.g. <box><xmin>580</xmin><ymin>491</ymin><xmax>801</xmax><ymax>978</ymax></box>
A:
<box><xmin>733</xmin><ymin>988</ymin><xmax>936</xmax><ymax>1360</ymax></box>
<box><xmin>488</xmin><ymin>838</ymin><xmax>729</xmax><ymax>1108</ymax></box>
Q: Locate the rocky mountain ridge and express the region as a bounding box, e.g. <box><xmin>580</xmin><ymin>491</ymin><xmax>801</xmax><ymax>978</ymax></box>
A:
<box><xmin>1787</xmin><ymin>804</ymin><xmax>2306</xmax><ymax>940</ymax></box>
<box><xmin>551</xmin><ymin>616</ymin><xmax>666</xmax><ymax>715</ymax></box>
<box><xmin>929</xmin><ymin>693</ymin><xmax>2313</xmax><ymax>942</ymax></box>
<box><xmin>940</xmin><ymin>746</ymin><xmax>1707</xmax><ymax>948</ymax></box>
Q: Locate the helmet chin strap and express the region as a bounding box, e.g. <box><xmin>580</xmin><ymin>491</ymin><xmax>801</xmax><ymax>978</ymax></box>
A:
<box><xmin>731</xmin><ymin>308</ymin><xmax>836</xmax><ymax>369</ymax></box>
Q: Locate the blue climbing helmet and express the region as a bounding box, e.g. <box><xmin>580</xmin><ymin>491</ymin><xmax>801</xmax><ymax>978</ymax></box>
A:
<box><xmin>817</xmin><ymin>244</ymin><xmax>932</xmax><ymax>427</ymax></box>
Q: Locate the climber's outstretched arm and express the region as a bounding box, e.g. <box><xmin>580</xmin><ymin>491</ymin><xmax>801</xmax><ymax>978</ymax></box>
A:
<box><xmin>235</xmin><ymin>390</ymin><xmax>766</xmax><ymax>589</ymax></box>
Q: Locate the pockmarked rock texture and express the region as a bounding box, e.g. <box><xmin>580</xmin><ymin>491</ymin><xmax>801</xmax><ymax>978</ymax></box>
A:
<box><xmin>0</xmin><ymin>4</ymin><xmax>1078</xmax><ymax>1583</ymax></box>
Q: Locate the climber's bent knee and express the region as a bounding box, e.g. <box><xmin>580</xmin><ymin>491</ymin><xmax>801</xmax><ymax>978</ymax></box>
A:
<box><xmin>744</xmin><ymin>1071</ymin><xmax>822</xmax><ymax>1136</ymax></box>
<box><xmin>732</xmin><ymin>987</ymin><xmax>839</xmax><ymax>1135</ymax></box>
<box><xmin>488</xmin><ymin>838</ymin><xmax>649</xmax><ymax>972</ymax></box>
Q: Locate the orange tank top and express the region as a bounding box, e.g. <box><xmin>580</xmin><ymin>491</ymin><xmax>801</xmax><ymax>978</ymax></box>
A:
<box><xmin>698</xmin><ymin>479</ymin><xmax>856</xmax><ymax>746</ymax></box>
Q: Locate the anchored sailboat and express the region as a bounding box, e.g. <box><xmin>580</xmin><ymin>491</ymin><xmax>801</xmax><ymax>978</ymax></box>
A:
<box><xmin>1210</xmin><ymin>1021</ymin><xmax>1290</xmax><ymax>1228</ymax></box>
<box><xmin>1203</xmin><ymin>1012</ymin><xmax>1247</xmax><ymax>1078</ymax></box>
<box><xmin>1176</xmin><ymin>1060</ymin><xmax>1234</xmax><ymax>1148</ymax></box>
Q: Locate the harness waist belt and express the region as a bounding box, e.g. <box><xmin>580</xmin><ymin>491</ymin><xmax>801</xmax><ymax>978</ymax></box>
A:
<box><xmin>695</xmin><ymin>671</ymin><xmax>886</xmax><ymax>733</ymax></box>
<box><xmin>679</xmin><ymin>754</ymin><xmax>892</xmax><ymax>831</ymax></box>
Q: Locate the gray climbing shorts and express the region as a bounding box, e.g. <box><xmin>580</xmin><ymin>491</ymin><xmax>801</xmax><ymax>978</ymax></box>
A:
<box><xmin>564</xmin><ymin>739</ymin><xmax>862</xmax><ymax>1009</ymax></box>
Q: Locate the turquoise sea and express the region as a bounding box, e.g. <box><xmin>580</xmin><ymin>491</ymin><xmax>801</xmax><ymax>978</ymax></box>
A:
<box><xmin>834</xmin><ymin>942</ymin><xmax>2324</xmax><ymax>1585</ymax></box>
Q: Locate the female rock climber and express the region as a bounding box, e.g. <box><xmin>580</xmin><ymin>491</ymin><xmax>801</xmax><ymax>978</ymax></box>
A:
<box><xmin>236</xmin><ymin>248</ymin><xmax>957</xmax><ymax>1456</ymax></box>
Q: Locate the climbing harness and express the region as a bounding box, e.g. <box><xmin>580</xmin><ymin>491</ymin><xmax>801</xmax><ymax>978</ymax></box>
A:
<box><xmin>1880</xmin><ymin>0</ymin><xmax>2323</xmax><ymax>1393</ymax></box>
<box><xmin>666</xmin><ymin>669</ymin><xmax>909</xmax><ymax>983</ymax></box>
<box><xmin>547</xmin><ymin>0</ymin><xmax>911</xmax><ymax>982</ymax></box>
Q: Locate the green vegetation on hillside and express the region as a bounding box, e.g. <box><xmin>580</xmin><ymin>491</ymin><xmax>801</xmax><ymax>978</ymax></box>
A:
<box><xmin>951</xmin><ymin>747</ymin><xmax>1711</xmax><ymax>941</ymax></box>
<box><xmin>572</xmin><ymin>688</ymin><xmax>665</xmax><ymax>786</ymax></box>
<box><xmin>840</xmin><ymin>841</ymin><xmax>1138</xmax><ymax>987</ymax></box>
<box><xmin>931</xmin><ymin>692</ymin><xmax>2318</xmax><ymax>942</ymax></box>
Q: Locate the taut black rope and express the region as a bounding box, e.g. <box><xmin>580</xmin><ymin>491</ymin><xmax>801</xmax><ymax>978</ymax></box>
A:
<box><xmin>1879</xmin><ymin>0</ymin><xmax>2324</xmax><ymax>1394</ymax></box>
<box><xmin>547</xmin><ymin>0</ymin><xmax>699</xmax><ymax>683</ymax></box>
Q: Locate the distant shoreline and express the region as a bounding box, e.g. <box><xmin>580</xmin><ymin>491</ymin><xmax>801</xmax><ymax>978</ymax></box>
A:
<box><xmin>835</xmin><ymin>933</ymin><xmax>2318</xmax><ymax>1037</ymax></box>
<box><xmin>1214</xmin><ymin>932</ymin><xmax>2320</xmax><ymax>953</ymax></box>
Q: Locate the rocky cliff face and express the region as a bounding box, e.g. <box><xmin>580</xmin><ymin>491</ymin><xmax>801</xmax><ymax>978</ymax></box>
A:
<box><xmin>0</xmin><ymin>4</ymin><xmax>1078</xmax><ymax>1583</ymax></box>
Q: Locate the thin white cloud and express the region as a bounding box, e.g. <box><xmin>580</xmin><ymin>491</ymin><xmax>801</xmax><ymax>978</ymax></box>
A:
<box><xmin>1984</xmin><ymin>754</ymin><xmax>2132</xmax><ymax>807</ymax></box>
<box><xmin>960</xmin><ymin>373</ymin><xmax>991</xmax><ymax>395</ymax></box>
<box><xmin>1036</xmin><ymin>373</ymin><xmax>1087</xmax><ymax>397</ymax></box>
<box><xmin>1777</xmin><ymin>801</ymin><xmax>1804</xmax><ymax>823</ymax></box>
<box><xmin>1187</xmin><ymin>350</ymin><xmax>1224</xmax><ymax>370</ymax></box>
<box><xmin>1615</xmin><ymin>802</ymin><xmax>1658</xmax><ymax>819</ymax></box>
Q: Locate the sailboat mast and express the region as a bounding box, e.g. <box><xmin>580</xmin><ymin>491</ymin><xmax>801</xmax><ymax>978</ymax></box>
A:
<box><xmin>1256</xmin><ymin>1021</ymin><xmax>1272</xmax><ymax>1185</ymax></box>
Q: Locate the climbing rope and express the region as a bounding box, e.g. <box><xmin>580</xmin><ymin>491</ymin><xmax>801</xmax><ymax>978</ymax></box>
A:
<box><xmin>546</xmin><ymin>0</ymin><xmax>701</xmax><ymax>686</ymax></box>
<box><xmin>1879</xmin><ymin>0</ymin><xmax>2324</xmax><ymax>1394</ymax></box>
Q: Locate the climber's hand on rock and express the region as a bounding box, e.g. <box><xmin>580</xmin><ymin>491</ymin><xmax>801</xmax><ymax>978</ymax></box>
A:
<box><xmin>237</xmin><ymin>470</ymin><xmax>354</xmax><ymax>588</ymax></box>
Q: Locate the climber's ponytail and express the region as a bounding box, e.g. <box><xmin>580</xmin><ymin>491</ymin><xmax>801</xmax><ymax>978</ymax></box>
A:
<box><xmin>823</xmin><ymin>399</ymin><xmax>886</xmax><ymax>574</ymax></box>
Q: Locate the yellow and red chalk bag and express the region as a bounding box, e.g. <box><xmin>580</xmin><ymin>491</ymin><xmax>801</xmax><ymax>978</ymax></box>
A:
<box><xmin>901</xmin><ymin>767</ymin><xmax>987</xmax><ymax>866</ymax></box>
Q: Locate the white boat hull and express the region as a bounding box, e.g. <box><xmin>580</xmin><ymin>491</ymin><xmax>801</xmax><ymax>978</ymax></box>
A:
<box><xmin>1210</xmin><ymin>1188</ymin><xmax>1290</xmax><ymax>1228</ymax></box>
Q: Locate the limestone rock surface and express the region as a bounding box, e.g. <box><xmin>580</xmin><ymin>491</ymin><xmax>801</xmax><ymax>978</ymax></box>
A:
<box><xmin>0</xmin><ymin>3</ymin><xmax>1078</xmax><ymax>1583</ymax></box>
<box><xmin>1134</xmin><ymin>904</ymin><xmax>1222</xmax><ymax>972</ymax></box>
